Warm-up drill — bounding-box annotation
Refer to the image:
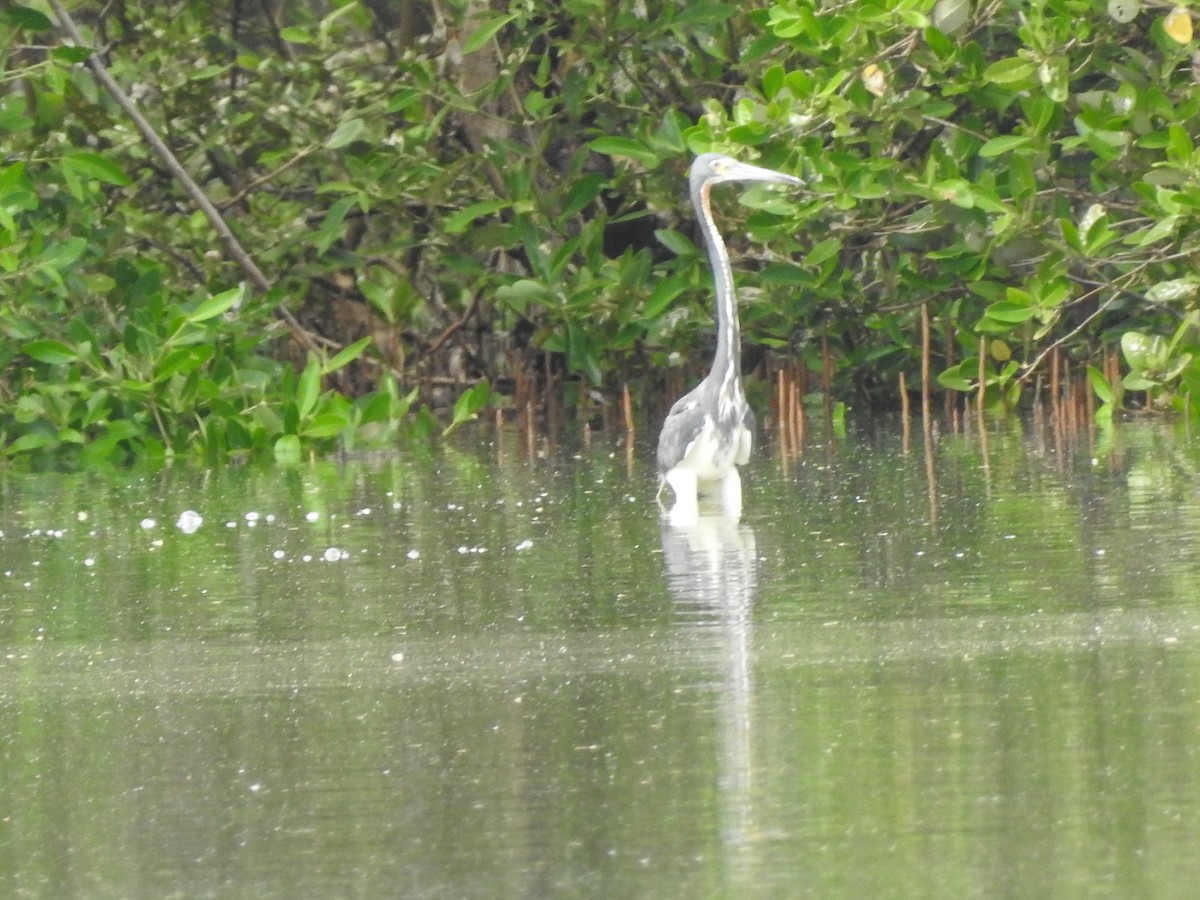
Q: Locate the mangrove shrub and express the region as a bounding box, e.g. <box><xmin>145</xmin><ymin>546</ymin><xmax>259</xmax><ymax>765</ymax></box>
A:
<box><xmin>2</xmin><ymin>0</ymin><xmax>1200</xmax><ymax>465</ymax></box>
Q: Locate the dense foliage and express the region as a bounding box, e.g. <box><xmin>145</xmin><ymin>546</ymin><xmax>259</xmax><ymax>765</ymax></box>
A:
<box><xmin>3</xmin><ymin>0</ymin><xmax>1200</xmax><ymax>465</ymax></box>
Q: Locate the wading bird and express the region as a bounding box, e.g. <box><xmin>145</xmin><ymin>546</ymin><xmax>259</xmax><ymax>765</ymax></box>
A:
<box><xmin>657</xmin><ymin>154</ymin><xmax>801</xmax><ymax>521</ymax></box>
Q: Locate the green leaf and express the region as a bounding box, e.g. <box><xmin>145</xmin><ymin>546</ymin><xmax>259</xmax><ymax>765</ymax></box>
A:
<box><xmin>1038</xmin><ymin>57</ymin><xmax>1069</xmax><ymax>104</ymax></box>
<box><xmin>937</xmin><ymin>362</ymin><xmax>974</xmax><ymax>392</ymax></box>
<box><xmin>444</xmin><ymin>199</ymin><xmax>510</xmax><ymax>235</ymax></box>
<box><xmin>933</xmin><ymin>179</ymin><xmax>975</xmax><ymax>208</ymax></box>
<box><xmin>326</xmin><ymin>117</ymin><xmax>365</xmax><ymax>149</ymax></box>
<box><xmin>36</xmin><ymin>237</ymin><xmax>87</xmax><ymax>270</ymax></box>
<box><xmin>323</xmin><ymin>336</ymin><xmax>372</xmax><ymax>374</ymax></box>
<box><xmin>676</xmin><ymin>2</ymin><xmax>737</xmax><ymax>26</ymax></box>
<box><xmin>1108</xmin><ymin>0</ymin><xmax>1141</xmax><ymax>24</ymax></box>
<box><xmin>1122</xmin><ymin>373</ymin><xmax>1158</xmax><ymax>391</ymax></box>
<box><xmin>52</xmin><ymin>46</ymin><xmax>93</xmax><ymax>64</ymax></box>
<box><xmin>560</xmin><ymin>173</ymin><xmax>605</xmax><ymax>219</ymax></box>
<box><xmin>279</xmin><ymin>26</ymin><xmax>314</xmax><ymax>44</ymax></box>
<box><xmin>1121</xmin><ymin>331</ymin><xmax>1165</xmax><ymax>373</ymax></box>
<box><xmin>831</xmin><ymin>401</ymin><xmax>847</xmax><ymax>439</ymax></box>
<box><xmin>155</xmin><ymin>345</ymin><xmax>214</xmax><ymax>381</ymax></box>
<box><xmin>1145</xmin><ymin>278</ymin><xmax>1200</xmax><ymax>305</ymax></box>
<box><xmin>762</xmin><ymin>65</ymin><xmax>785</xmax><ymax>99</ymax></box>
<box><xmin>444</xmin><ymin>381</ymin><xmax>491</xmax><ymax>435</ymax></box>
<box><xmin>0</xmin><ymin>107</ymin><xmax>34</xmax><ymax>134</ymax></box>
<box><xmin>495</xmin><ymin>279</ymin><xmax>551</xmax><ymax>313</ymax></box>
<box><xmin>301</xmin><ymin>413</ymin><xmax>350</xmax><ymax>438</ymax></box>
<box><xmin>3</xmin><ymin>6</ymin><xmax>54</xmax><ymax>31</ymax></box>
<box><xmin>22</xmin><ymin>339</ymin><xmax>76</xmax><ymax>365</ymax></box>
<box><xmin>564</xmin><ymin>321</ymin><xmax>602</xmax><ymax>385</ymax></box>
<box><xmin>932</xmin><ymin>0</ymin><xmax>970</xmax><ymax>34</ymax></box>
<box><xmin>981</xmin><ymin>300</ymin><xmax>1036</xmax><ymax>324</ymax></box>
<box><xmin>190</xmin><ymin>63</ymin><xmax>231</xmax><ymax>82</ymax></box>
<box><xmin>655</xmin><ymin>228</ymin><xmax>697</xmax><ymax>257</ymax></box>
<box><xmin>983</xmin><ymin>57</ymin><xmax>1037</xmax><ymax>85</ymax></box>
<box><xmin>62</xmin><ymin>152</ymin><xmax>131</xmax><ymax>186</ymax></box>
<box><xmin>1087</xmin><ymin>365</ymin><xmax>1114</xmax><ymax>404</ymax></box>
<box><xmin>387</xmin><ymin>88</ymin><xmax>423</xmax><ymax>114</ymax></box>
<box><xmin>760</xmin><ymin>263</ymin><xmax>812</xmax><ymax>285</ymax></box>
<box><xmin>187</xmin><ymin>286</ymin><xmax>244</xmax><ymax>323</ymax></box>
<box><xmin>924</xmin><ymin>25</ymin><xmax>956</xmax><ymax>58</ymax></box>
<box><xmin>653</xmin><ymin>110</ymin><xmax>689</xmax><ymax>153</ymax></box>
<box><xmin>588</xmin><ymin>137</ymin><xmax>659</xmax><ymax>167</ymax></box>
<box><xmin>1167</xmin><ymin>124</ymin><xmax>1194</xmax><ymax>161</ymax></box>
<box><xmin>314</xmin><ymin>195</ymin><xmax>359</xmax><ymax>253</ymax></box>
<box><xmin>360</xmin><ymin>381</ymin><xmax>417</xmax><ymax>425</ymax></box>
<box><xmin>462</xmin><ymin>13</ymin><xmax>517</xmax><ymax>54</ymax></box>
<box><xmin>1127</xmin><ymin>215</ymin><xmax>1179</xmax><ymax>247</ymax></box>
<box><xmin>297</xmin><ymin>355</ymin><xmax>322</xmax><ymax>420</ymax></box>
<box><xmin>804</xmin><ymin>237</ymin><xmax>842</xmax><ymax>268</ymax></box>
<box><xmin>644</xmin><ymin>274</ymin><xmax>688</xmax><ymax>319</ymax></box>
<box><xmin>6</xmin><ymin>432</ymin><xmax>56</xmax><ymax>454</ymax></box>
<box><xmin>978</xmin><ymin>135</ymin><xmax>1031</xmax><ymax>158</ymax></box>
<box><xmin>274</xmin><ymin>434</ymin><xmax>302</xmax><ymax>464</ymax></box>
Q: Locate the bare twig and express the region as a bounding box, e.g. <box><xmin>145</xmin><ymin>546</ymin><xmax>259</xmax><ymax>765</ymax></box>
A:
<box><xmin>426</xmin><ymin>292</ymin><xmax>481</xmax><ymax>356</ymax></box>
<box><xmin>222</xmin><ymin>144</ymin><xmax>320</xmax><ymax>209</ymax></box>
<box><xmin>1018</xmin><ymin>260</ymin><xmax>1160</xmax><ymax>383</ymax></box>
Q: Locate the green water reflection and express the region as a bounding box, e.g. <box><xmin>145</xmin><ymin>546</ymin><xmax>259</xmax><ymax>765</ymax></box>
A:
<box><xmin>2</xmin><ymin>422</ymin><xmax>1199</xmax><ymax>897</ymax></box>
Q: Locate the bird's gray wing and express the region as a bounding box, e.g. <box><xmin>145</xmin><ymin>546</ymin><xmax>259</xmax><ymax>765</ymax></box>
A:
<box><xmin>657</xmin><ymin>389</ymin><xmax>707</xmax><ymax>473</ymax></box>
<box><xmin>736</xmin><ymin>404</ymin><xmax>756</xmax><ymax>465</ymax></box>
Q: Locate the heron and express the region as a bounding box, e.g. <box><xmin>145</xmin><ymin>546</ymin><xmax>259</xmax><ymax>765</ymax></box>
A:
<box><xmin>656</xmin><ymin>153</ymin><xmax>801</xmax><ymax>521</ymax></box>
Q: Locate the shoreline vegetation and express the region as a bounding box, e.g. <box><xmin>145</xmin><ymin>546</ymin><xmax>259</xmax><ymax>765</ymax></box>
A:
<box><xmin>4</xmin><ymin>1</ymin><xmax>1200</xmax><ymax>466</ymax></box>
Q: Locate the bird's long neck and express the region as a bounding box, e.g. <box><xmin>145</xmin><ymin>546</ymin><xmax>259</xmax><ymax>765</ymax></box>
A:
<box><xmin>694</xmin><ymin>180</ymin><xmax>741</xmax><ymax>392</ymax></box>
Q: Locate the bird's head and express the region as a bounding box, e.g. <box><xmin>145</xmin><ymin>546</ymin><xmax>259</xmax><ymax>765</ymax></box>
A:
<box><xmin>691</xmin><ymin>153</ymin><xmax>802</xmax><ymax>189</ymax></box>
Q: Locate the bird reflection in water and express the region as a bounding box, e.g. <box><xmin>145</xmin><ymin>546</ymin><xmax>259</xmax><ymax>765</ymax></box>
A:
<box><xmin>660</xmin><ymin>507</ymin><xmax>760</xmax><ymax>874</ymax></box>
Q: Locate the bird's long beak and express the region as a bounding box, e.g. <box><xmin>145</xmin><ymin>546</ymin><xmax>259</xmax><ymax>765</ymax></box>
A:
<box><xmin>718</xmin><ymin>160</ymin><xmax>802</xmax><ymax>187</ymax></box>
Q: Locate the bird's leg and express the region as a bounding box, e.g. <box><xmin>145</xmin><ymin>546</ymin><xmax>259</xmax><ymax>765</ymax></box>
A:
<box><xmin>664</xmin><ymin>467</ymin><xmax>699</xmax><ymax>523</ymax></box>
<box><xmin>719</xmin><ymin>467</ymin><xmax>743</xmax><ymax>519</ymax></box>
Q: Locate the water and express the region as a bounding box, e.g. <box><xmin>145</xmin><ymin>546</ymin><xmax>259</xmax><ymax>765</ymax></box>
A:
<box><xmin>2</xmin><ymin>421</ymin><xmax>1200</xmax><ymax>898</ymax></box>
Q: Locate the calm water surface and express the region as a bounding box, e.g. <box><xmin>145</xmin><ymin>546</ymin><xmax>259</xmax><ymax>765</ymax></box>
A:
<box><xmin>2</xmin><ymin>421</ymin><xmax>1200</xmax><ymax>898</ymax></box>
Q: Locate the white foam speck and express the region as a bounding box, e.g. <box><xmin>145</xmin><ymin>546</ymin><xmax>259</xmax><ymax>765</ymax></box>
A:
<box><xmin>176</xmin><ymin>510</ymin><xmax>203</xmax><ymax>534</ymax></box>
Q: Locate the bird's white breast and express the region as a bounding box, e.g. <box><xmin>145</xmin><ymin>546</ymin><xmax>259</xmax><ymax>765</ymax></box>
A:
<box><xmin>675</xmin><ymin>414</ymin><xmax>750</xmax><ymax>484</ymax></box>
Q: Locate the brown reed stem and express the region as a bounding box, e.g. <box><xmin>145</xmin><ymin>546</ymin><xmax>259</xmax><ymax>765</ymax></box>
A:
<box><xmin>920</xmin><ymin>303</ymin><xmax>932</xmax><ymax>432</ymax></box>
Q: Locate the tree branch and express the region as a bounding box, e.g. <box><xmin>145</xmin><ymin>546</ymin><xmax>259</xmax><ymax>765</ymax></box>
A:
<box><xmin>48</xmin><ymin>0</ymin><xmax>319</xmax><ymax>353</ymax></box>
